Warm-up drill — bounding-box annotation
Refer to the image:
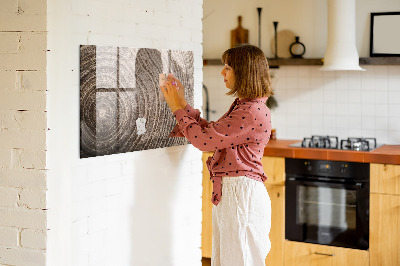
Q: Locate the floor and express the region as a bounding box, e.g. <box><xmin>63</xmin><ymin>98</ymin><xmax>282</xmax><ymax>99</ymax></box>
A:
<box><xmin>202</xmin><ymin>257</ymin><xmax>211</xmax><ymax>266</ymax></box>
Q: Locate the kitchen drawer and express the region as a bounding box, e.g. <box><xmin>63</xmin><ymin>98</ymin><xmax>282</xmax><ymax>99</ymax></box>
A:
<box><xmin>284</xmin><ymin>241</ymin><xmax>369</xmax><ymax>266</ymax></box>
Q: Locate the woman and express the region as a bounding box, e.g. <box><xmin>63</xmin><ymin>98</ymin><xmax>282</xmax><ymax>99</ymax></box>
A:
<box><xmin>161</xmin><ymin>44</ymin><xmax>273</xmax><ymax>266</ymax></box>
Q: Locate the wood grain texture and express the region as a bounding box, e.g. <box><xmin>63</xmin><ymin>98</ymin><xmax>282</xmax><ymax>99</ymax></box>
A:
<box><xmin>80</xmin><ymin>45</ymin><xmax>194</xmax><ymax>158</ymax></box>
<box><xmin>284</xmin><ymin>241</ymin><xmax>369</xmax><ymax>266</ymax></box>
<box><xmin>201</xmin><ymin>152</ymin><xmax>214</xmax><ymax>258</ymax></box>
<box><xmin>370</xmin><ymin>193</ymin><xmax>400</xmax><ymax>266</ymax></box>
<box><xmin>263</xmin><ymin>140</ymin><xmax>400</xmax><ymax>165</ymax></box>
<box><xmin>261</xmin><ymin>156</ymin><xmax>285</xmax><ymax>185</ymax></box>
<box><xmin>370</xmin><ymin>163</ymin><xmax>400</xmax><ymax>195</ymax></box>
<box><xmin>264</xmin><ymin>184</ymin><xmax>285</xmax><ymax>266</ymax></box>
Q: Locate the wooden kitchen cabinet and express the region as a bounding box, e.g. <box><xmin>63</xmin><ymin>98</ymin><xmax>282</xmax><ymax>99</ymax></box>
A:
<box><xmin>370</xmin><ymin>163</ymin><xmax>400</xmax><ymax>266</ymax></box>
<box><xmin>284</xmin><ymin>241</ymin><xmax>369</xmax><ymax>266</ymax></box>
<box><xmin>370</xmin><ymin>193</ymin><xmax>400</xmax><ymax>266</ymax></box>
<box><xmin>262</xmin><ymin>156</ymin><xmax>285</xmax><ymax>266</ymax></box>
<box><xmin>202</xmin><ymin>152</ymin><xmax>213</xmax><ymax>258</ymax></box>
<box><xmin>370</xmin><ymin>163</ymin><xmax>400</xmax><ymax>195</ymax></box>
<box><xmin>264</xmin><ymin>184</ymin><xmax>285</xmax><ymax>266</ymax></box>
<box><xmin>201</xmin><ymin>154</ymin><xmax>286</xmax><ymax>266</ymax></box>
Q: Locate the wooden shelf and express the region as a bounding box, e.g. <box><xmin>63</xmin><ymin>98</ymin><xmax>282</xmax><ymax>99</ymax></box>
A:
<box><xmin>203</xmin><ymin>57</ymin><xmax>400</xmax><ymax>67</ymax></box>
<box><xmin>359</xmin><ymin>57</ymin><xmax>400</xmax><ymax>65</ymax></box>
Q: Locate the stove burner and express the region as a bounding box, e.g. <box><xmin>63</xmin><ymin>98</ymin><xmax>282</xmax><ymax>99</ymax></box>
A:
<box><xmin>301</xmin><ymin>135</ymin><xmax>339</xmax><ymax>149</ymax></box>
<box><xmin>340</xmin><ymin>137</ymin><xmax>377</xmax><ymax>151</ymax></box>
<box><xmin>295</xmin><ymin>136</ymin><xmax>378</xmax><ymax>151</ymax></box>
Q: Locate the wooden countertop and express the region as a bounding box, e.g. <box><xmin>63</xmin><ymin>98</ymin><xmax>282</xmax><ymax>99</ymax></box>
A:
<box><xmin>263</xmin><ymin>139</ymin><xmax>400</xmax><ymax>165</ymax></box>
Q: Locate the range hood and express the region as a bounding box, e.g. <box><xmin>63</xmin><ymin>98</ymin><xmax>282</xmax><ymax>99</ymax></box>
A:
<box><xmin>320</xmin><ymin>0</ymin><xmax>365</xmax><ymax>71</ymax></box>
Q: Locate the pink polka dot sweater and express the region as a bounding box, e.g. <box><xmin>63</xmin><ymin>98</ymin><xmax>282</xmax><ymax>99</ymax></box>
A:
<box><xmin>169</xmin><ymin>97</ymin><xmax>272</xmax><ymax>206</ymax></box>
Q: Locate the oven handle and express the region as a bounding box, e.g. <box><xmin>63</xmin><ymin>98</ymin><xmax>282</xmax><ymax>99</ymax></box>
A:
<box><xmin>286</xmin><ymin>177</ymin><xmax>364</xmax><ymax>189</ymax></box>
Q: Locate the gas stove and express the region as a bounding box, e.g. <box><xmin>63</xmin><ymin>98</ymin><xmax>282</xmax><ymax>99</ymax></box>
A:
<box><xmin>289</xmin><ymin>135</ymin><xmax>381</xmax><ymax>151</ymax></box>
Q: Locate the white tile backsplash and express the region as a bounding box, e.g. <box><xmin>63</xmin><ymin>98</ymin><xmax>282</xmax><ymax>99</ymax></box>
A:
<box><xmin>204</xmin><ymin>65</ymin><xmax>400</xmax><ymax>144</ymax></box>
<box><xmin>269</xmin><ymin>65</ymin><xmax>400</xmax><ymax>144</ymax></box>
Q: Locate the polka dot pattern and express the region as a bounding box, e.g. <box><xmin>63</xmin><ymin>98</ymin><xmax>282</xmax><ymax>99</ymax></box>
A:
<box><xmin>170</xmin><ymin>97</ymin><xmax>272</xmax><ymax>206</ymax></box>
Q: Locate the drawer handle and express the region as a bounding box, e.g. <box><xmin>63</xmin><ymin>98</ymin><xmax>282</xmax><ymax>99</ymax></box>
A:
<box><xmin>314</xmin><ymin>252</ymin><xmax>335</xmax><ymax>257</ymax></box>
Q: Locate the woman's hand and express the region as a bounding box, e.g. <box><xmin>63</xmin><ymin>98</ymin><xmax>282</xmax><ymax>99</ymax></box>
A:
<box><xmin>160</xmin><ymin>78</ymin><xmax>185</xmax><ymax>113</ymax></box>
<box><xmin>173</xmin><ymin>77</ymin><xmax>187</xmax><ymax>108</ymax></box>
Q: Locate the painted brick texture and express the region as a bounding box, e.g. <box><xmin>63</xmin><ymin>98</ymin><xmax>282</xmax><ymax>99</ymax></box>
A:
<box><xmin>46</xmin><ymin>0</ymin><xmax>203</xmax><ymax>265</ymax></box>
<box><xmin>0</xmin><ymin>0</ymin><xmax>47</xmax><ymax>265</ymax></box>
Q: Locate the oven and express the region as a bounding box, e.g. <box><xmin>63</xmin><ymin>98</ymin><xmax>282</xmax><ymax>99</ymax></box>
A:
<box><xmin>285</xmin><ymin>158</ymin><xmax>370</xmax><ymax>250</ymax></box>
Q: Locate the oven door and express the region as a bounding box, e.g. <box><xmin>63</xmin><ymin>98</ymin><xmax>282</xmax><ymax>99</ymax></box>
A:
<box><xmin>285</xmin><ymin>177</ymin><xmax>369</xmax><ymax>250</ymax></box>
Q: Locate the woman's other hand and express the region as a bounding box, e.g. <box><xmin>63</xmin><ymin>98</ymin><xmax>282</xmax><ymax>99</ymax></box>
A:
<box><xmin>160</xmin><ymin>79</ymin><xmax>185</xmax><ymax>113</ymax></box>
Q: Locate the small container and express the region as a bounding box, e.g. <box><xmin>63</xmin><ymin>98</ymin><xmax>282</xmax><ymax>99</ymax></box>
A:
<box><xmin>270</xmin><ymin>129</ymin><xmax>277</xmax><ymax>140</ymax></box>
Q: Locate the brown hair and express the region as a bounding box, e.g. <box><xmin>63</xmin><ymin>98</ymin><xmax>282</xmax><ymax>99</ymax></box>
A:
<box><xmin>221</xmin><ymin>44</ymin><xmax>273</xmax><ymax>99</ymax></box>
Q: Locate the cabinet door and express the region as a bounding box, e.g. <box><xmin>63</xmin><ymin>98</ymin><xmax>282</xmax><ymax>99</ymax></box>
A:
<box><xmin>284</xmin><ymin>241</ymin><xmax>369</xmax><ymax>266</ymax></box>
<box><xmin>370</xmin><ymin>193</ymin><xmax>400</xmax><ymax>266</ymax></box>
<box><xmin>264</xmin><ymin>184</ymin><xmax>284</xmax><ymax>266</ymax></box>
<box><xmin>370</xmin><ymin>163</ymin><xmax>400</xmax><ymax>195</ymax></box>
<box><xmin>261</xmin><ymin>156</ymin><xmax>285</xmax><ymax>185</ymax></box>
<box><xmin>202</xmin><ymin>152</ymin><xmax>213</xmax><ymax>258</ymax></box>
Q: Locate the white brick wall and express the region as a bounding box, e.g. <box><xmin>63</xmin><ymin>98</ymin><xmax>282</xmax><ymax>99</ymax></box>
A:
<box><xmin>46</xmin><ymin>0</ymin><xmax>203</xmax><ymax>266</ymax></box>
<box><xmin>0</xmin><ymin>0</ymin><xmax>48</xmax><ymax>265</ymax></box>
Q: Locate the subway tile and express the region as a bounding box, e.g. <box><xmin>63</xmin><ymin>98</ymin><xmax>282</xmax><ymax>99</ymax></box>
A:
<box><xmin>348</xmin><ymin>90</ymin><xmax>362</xmax><ymax>103</ymax></box>
<box><xmin>374</xmin><ymin>90</ymin><xmax>388</xmax><ymax>104</ymax></box>
<box><xmin>298</xmin><ymin>77</ymin><xmax>311</xmax><ymax>89</ymax></box>
<box><xmin>374</xmin><ymin>65</ymin><xmax>388</xmax><ymax>78</ymax></box>
<box><xmin>286</xmin><ymin>77</ymin><xmax>299</xmax><ymax>89</ymax></box>
<box><xmin>388</xmin><ymin>104</ymin><xmax>400</xmax><ymax>117</ymax></box>
<box><xmin>361</xmin><ymin>90</ymin><xmax>375</xmax><ymax>104</ymax></box>
<box><xmin>388</xmin><ymin>117</ymin><xmax>400</xmax><ymax>131</ymax></box>
<box><xmin>374</xmin><ymin>130</ymin><xmax>389</xmax><ymax>144</ymax></box>
<box><xmin>361</xmin><ymin>75</ymin><xmax>374</xmax><ymax>91</ymax></box>
<box><xmin>310</xmin><ymin>66</ymin><xmax>324</xmax><ymax>77</ymax></box>
<box><xmin>349</xmin><ymin>128</ymin><xmax>362</xmax><ymax>137</ymax></box>
<box><xmin>361</xmin><ymin>103</ymin><xmax>375</xmax><ymax>116</ymax></box>
<box><xmin>323</xmin><ymin>86</ymin><xmax>336</xmax><ymax>103</ymax></box>
<box><xmin>323</xmin><ymin>115</ymin><xmax>336</xmax><ymax>129</ymax></box>
<box><xmin>348</xmin><ymin>116</ymin><xmax>362</xmax><ymax>129</ymax></box>
<box><xmin>362</xmin><ymin>116</ymin><xmax>375</xmax><ymax>130</ymax></box>
<box><xmin>323</xmin><ymin>103</ymin><xmax>336</xmax><ymax>115</ymax></box>
<box><xmin>388</xmin><ymin>75</ymin><xmax>400</xmax><ymax>91</ymax></box>
<box><xmin>375</xmin><ymin>104</ymin><xmax>389</xmax><ymax>117</ymax></box>
<box><xmin>298</xmin><ymin>67</ymin><xmax>311</xmax><ymax>78</ymax></box>
<box><xmin>336</xmin><ymin>115</ymin><xmax>349</xmax><ymax>129</ymax></box>
<box><xmin>348</xmin><ymin>103</ymin><xmax>362</xmax><ymax>116</ymax></box>
<box><xmin>348</xmin><ymin>74</ymin><xmax>362</xmax><ymax>90</ymax></box>
<box><xmin>374</xmin><ymin>77</ymin><xmax>388</xmax><ymax>91</ymax></box>
<box><xmin>284</xmin><ymin>66</ymin><xmax>298</xmax><ymax>77</ymax></box>
<box><xmin>388</xmin><ymin>65</ymin><xmax>400</xmax><ymax>76</ymax></box>
<box><xmin>336</xmin><ymin>103</ymin><xmax>349</xmax><ymax>116</ymax></box>
<box><xmin>388</xmin><ymin>91</ymin><xmax>400</xmax><ymax>104</ymax></box>
<box><xmin>374</xmin><ymin>117</ymin><xmax>389</xmax><ymax>131</ymax></box>
<box><xmin>336</xmin><ymin>90</ymin><xmax>349</xmax><ymax>103</ymax></box>
<box><xmin>388</xmin><ymin>131</ymin><xmax>400</xmax><ymax>144</ymax></box>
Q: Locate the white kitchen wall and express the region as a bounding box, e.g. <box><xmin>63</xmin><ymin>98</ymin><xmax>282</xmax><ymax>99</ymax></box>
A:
<box><xmin>203</xmin><ymin>0</ymin><xmax>400</xmax><ymax>145</ymax></box>
<box><xmin>203</xmin><ymin>0</ymin><xmax>400</xmax><ymax>58</ymax></box>
<box><xmin>46</xmin><ymin>0</ymin><xmax>203</xmax><ymax>266</ymax></box>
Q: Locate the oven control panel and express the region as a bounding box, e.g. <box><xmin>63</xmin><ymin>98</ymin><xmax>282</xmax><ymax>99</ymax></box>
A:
<box><xmin>286</xmin><ymin>158</ymin><xmax>369</xmax><ymax>180</ymax></box>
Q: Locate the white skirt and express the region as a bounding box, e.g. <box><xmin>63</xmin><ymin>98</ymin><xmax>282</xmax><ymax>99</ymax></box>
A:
<box><xmin>212</xmin><ymin>176</ymin><xmax>271</xmax><ymax>266</ymax></box>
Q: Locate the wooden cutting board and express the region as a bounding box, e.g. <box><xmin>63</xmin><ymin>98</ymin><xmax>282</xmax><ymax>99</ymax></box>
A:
<box><xmin>231</xmin><ymin>16</ymin><xmax>249</xmax><ymax>48</ymax></box>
